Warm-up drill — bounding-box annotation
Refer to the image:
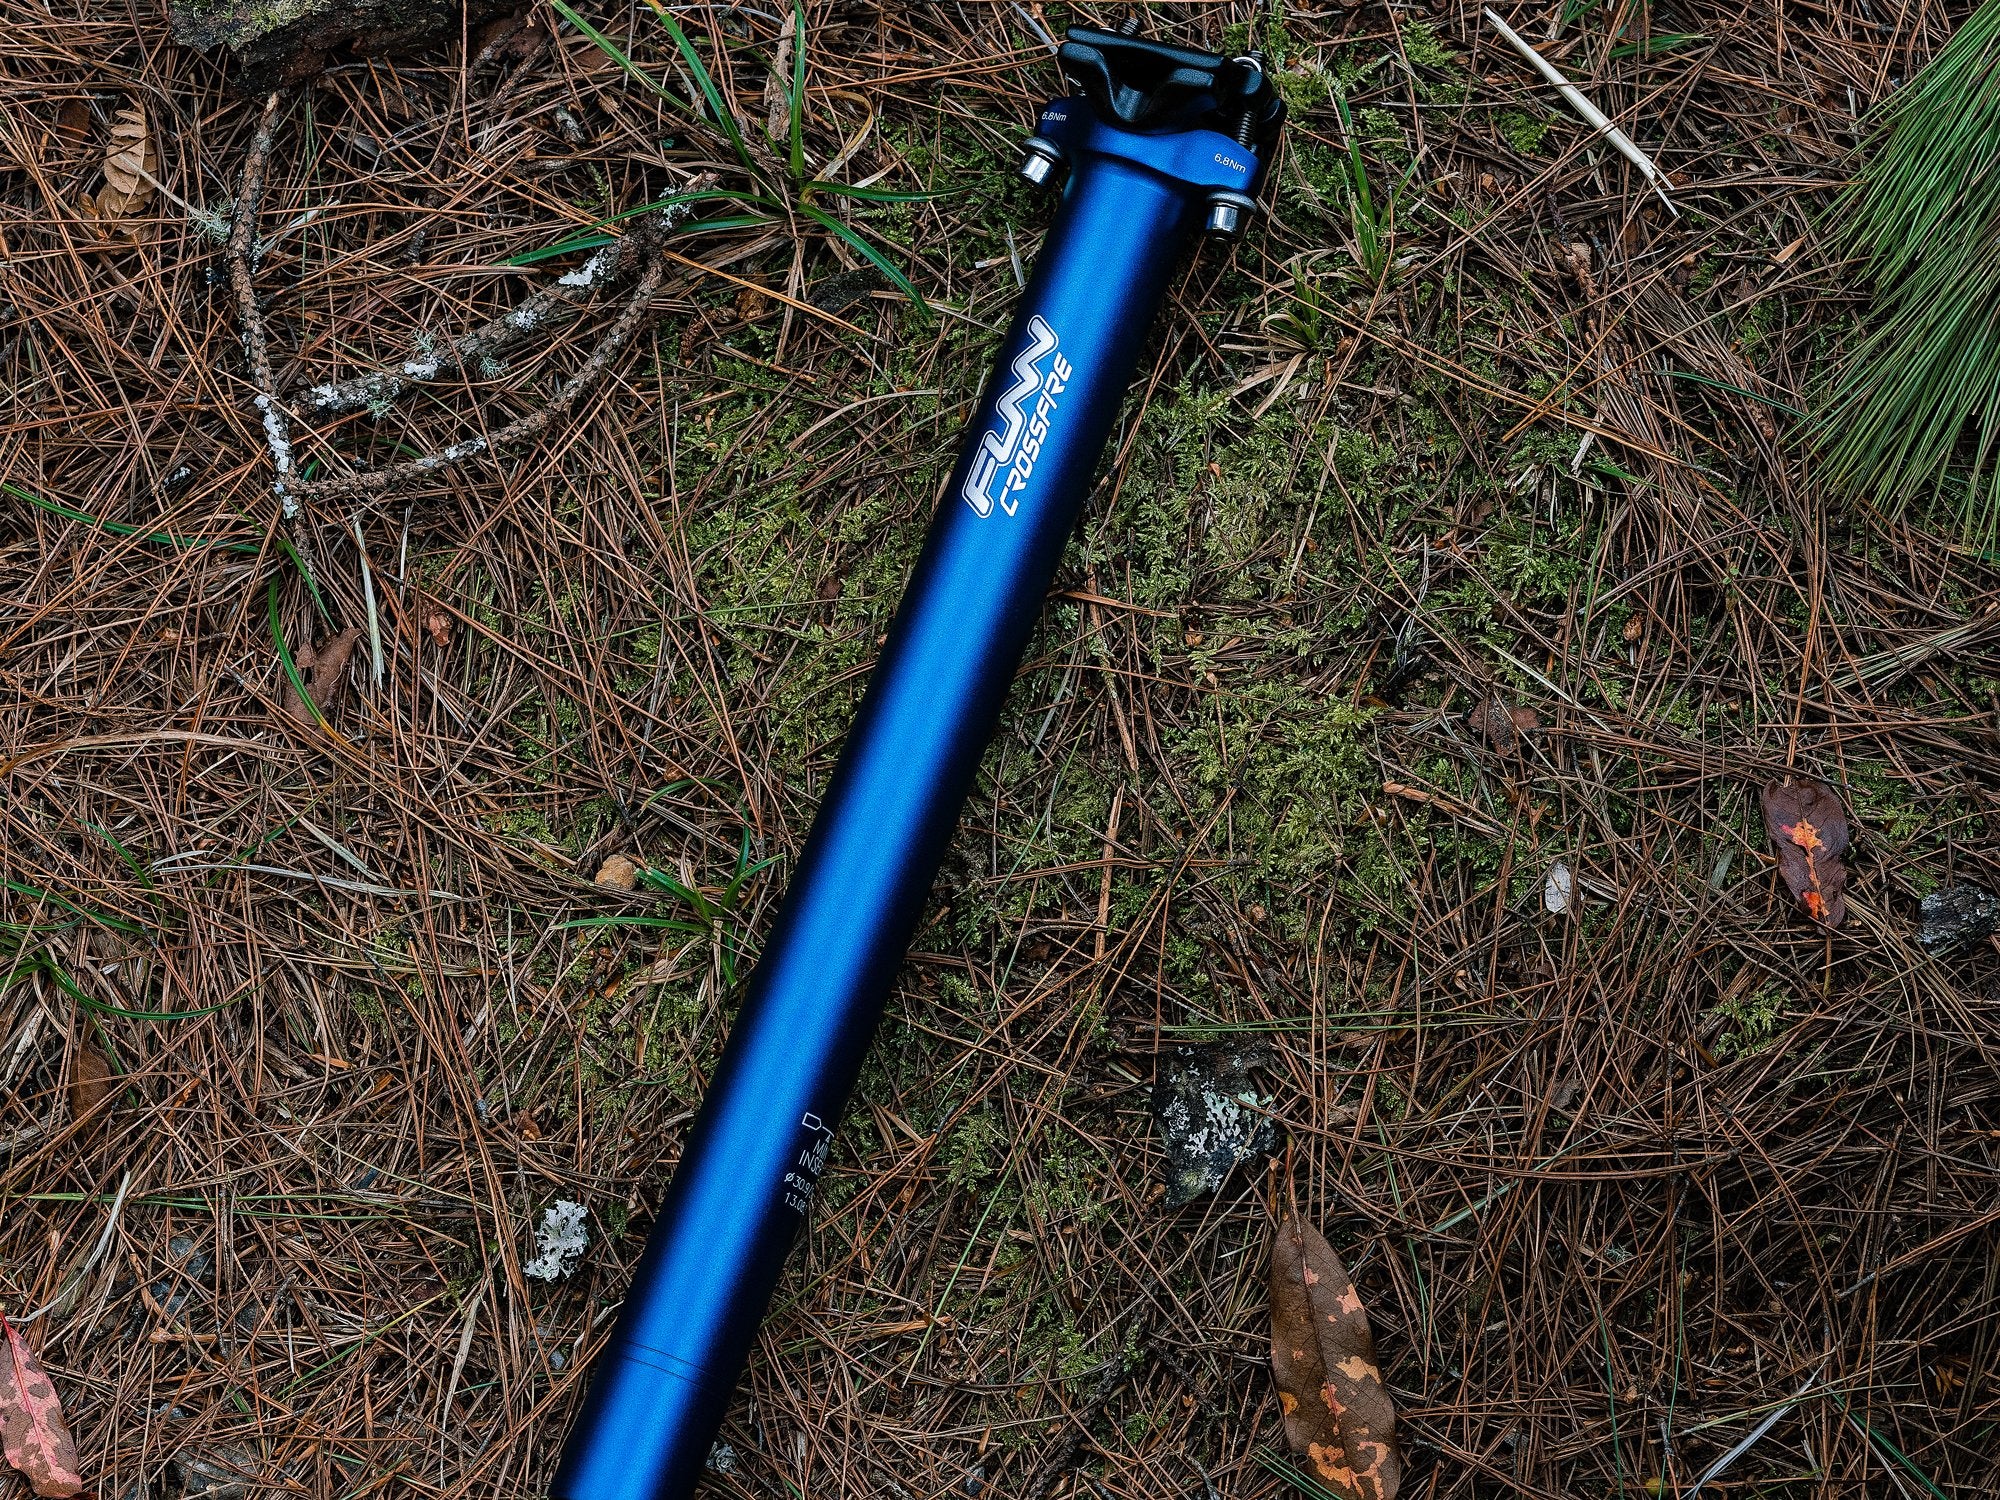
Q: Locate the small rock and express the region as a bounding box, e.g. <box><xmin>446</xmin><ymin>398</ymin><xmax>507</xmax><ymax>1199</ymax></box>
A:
<box><xmin>1152</xmin><ymin>1040</ymin><xmax>1275</xmax><ymax>1207</ymax></box>
<box><xmin>173</xmin><ymin>1445</ymin><xmax>258</xmax><ymax>1500</ymax></box>
<box><xmin>593</xmin><ymin>854</ymin><xmax>640</xmax><ymax>891</ymax></box>
<box><xmin>1920</xmin><ymin>884</ymin><xmax>2000</xmax><ymax>955</ymax></box>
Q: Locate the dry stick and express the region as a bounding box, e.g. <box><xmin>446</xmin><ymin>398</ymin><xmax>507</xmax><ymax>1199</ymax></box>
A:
<box><xmin>294</xmin><ymin>241</ymin><xmax>673</xmax><ymax>501</ymax></box>
<box><xmin>1021</xmin><ymin>1287</ymin><xmax>1159</xmax><ymax>1500</ymax></box>
<box><xmin>305</xmin><ymin>178</ymin><xmax>718</xmax><ymax>416</ymax></box>
<box><xmin>227</xmin><ymin>91</ymin><xmax>298</xmax><ymax>517</ymax></box>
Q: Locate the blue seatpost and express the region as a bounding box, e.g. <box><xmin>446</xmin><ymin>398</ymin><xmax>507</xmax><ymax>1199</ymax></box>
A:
<box><xmin>551</xmin><ymin>27</ymin><xmax>1283</xmax><ymax>1500</ymax></box>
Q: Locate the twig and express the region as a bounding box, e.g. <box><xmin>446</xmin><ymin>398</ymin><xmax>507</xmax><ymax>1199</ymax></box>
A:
<box><xmin>304</xmin><ymin>181</ymin><xmax>714</xmax><ymax>416</ymax></box>
<box><xmin>227</xmin><ymin>92</ymin><xmax>300</xmax><ymax>516</ymax></box>
<box><xmin>1482</xmin><ymin>8</ymin><xmax>1678</xmax><ymax>215</ymax></box>
<box><xmin>292</xmin><ymin>237</ymin><xmax>674</xmax><ymax>501</ymax></box>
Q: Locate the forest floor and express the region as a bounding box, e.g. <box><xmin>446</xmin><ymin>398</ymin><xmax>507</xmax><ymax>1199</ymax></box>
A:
<box><xmin>2</xmin><ymin>1</ymin><xmax>1997</xmax><ymax>1496</ymax></box>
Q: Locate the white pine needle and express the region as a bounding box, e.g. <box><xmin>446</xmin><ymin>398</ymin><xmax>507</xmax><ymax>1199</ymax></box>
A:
<box><xmin>1484</xmin><ymin>8</ymin><xmax>1678</xmax><ymax>215</ymax></box>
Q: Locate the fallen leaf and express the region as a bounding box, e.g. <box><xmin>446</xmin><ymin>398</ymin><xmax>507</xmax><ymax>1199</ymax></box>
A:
<box><xmin>593</xmin><ymin>854</ymin><xmax>639</xmax><ymax>891</ymax></box>
<box><xmin>1468</xmin><ymin>693</ymin><xmax>1537</xmax><ymax>752</ymax></box>
<box><xmin>282</xmin><ymin>627</ymin><xmax>362</xmax><ymax>725</ymax></box>
<box><xmin>52</xmin><ymin>100</ymin><xmax>91</xmax><ymax>153</ymax></box>
<box><xmin>1543</xmin><ymin>861</ymin><xmax>1574</xmax><ymax>915</ymax></box>
<box><xmin>1270</xmin><ymin>1215</ymin><xmax>1400</xmax><ymax>1500</ymax></box>
<box><xmin>1760</xmin><ymin>778</ymin><xmax>1850</xmax><ymax>928</ymax></box>
<box><xmin>93</xmin><ymin>106</ymin><xmax>156</xmax><ymax>218</ymax></box>
<box><xmin>69</xmin><ymin>1046</ymin><xmax>114</xmax><ymax>1120</ymax></box>
<box><xmin>423</xmin><ymin>609</ymin><xmax>454</xmax><ymax>648</ymax></box>
<box><xmin>0</xmin><ymin>1317</ymin><xmax>83</xmax><ymax>1498</ymax></box>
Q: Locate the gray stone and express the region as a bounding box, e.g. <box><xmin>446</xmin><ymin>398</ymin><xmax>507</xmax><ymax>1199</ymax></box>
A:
<box><xmin>1920</xmin><ymin>884</ymin><xmax>2000</xmax><ymax>955</ymax></box>
<box><xmin>1152</xmin><ymin>1040</ymin><xmax>1275</xmax><ymax>1206</ymax></box>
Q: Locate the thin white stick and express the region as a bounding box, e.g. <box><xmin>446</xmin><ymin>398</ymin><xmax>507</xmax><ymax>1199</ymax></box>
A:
<box><xmin>1483</xmin><ymin>7</ymin><xmax>1678</xmax><ymax>216</ymax></box>
<box><xmin>16</xmin><ymin>1171</ymin><xmax>134</xmax><ymax>1324</ymax></box>
<box><xmin>1687</xmin><ymin>1361</ymin><xmax>1828</xmax><ymax>1496</ymax></box>
<box><xmin>352</xmin><ymin>514</ymin><xmax>385</xmax><ymax>688</ymax></box>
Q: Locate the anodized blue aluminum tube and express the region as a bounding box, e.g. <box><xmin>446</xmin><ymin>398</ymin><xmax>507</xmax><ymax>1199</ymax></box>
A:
<box><xmin>551</xmin><ymin>77</ymin><xmax>1268</xmax><ymax>1500</ymax></box>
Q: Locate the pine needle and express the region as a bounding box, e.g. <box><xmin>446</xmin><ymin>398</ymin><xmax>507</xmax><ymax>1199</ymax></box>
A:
<box><xmin>1814</xmin><ymin>0</ymin><xmax>2000</xmax><ymax>540</ymax></box>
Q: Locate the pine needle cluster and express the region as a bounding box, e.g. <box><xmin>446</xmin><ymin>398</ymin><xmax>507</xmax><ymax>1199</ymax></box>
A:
<box><xmin>1815</xmin><ymin>0</ymin><xmax>2000</xmax><ymax>540</ymax></box>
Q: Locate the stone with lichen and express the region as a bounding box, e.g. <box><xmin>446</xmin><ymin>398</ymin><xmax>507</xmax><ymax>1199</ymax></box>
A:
<box><xmin>1152</xmin><ymin>1039</ymin><xmax>1275</xmax><ymax>1206</ymax></box>
<box><xmin>168</xmin><ymin>0</ymin><xmax>513</xmax><ymax>89</ymax></box>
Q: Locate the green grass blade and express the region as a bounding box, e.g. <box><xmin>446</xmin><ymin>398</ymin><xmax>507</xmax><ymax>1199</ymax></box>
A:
<box><xmin>267</xmin><ymin>578</ymin><xmax>325</xmax><ymax>728</ymax></box>
<box><xmin>793</xmin><ymin>202</ymin><xmax>924</xmax><ymax>308</ymax></box>
<box><xmin>559</xmin><ymin>915</ymin><xmax>710</xmax><ymax>934</ymax></box>
<box><xmin>803</xmin><ymin>181</ymin><xmax>952</xmax><ymax>203</ymax></box>
<box><xmin>640</xmin><ymin>0</ymin><xmax>758</xmax><ymax>175</ymax></box>
<box><xmin>503</xmin><ymin>189</ymin><xmax>782</xmax><ymax>264</ymax></box>
<box><xmin>1608</xmin><ymin>31</ymin><xmax>1705</xmax><ymax>58</ymax></box>
<box><xmin>5</xmin><ymin>481</ymin><xmax>259</xmax><ymax>554</ymax></box>
<box><xmin>549</xmin><ymin>0</ymin><xmax>689</xmax><ymax>111</ymax></box>
<box><xmin>788</xmin><ymin>0</ymin><xmax>807</xmax><ymax>183</ymax></box>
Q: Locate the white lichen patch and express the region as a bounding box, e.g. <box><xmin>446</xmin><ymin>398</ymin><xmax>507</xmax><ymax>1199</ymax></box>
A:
<box><xmin>556</xmin><ymin>244</ymin><xmax>618</xmax><ymax>289</ymax></box>
<box><xmin>524</xmin><ymin>1199</ymin><xmax>590</xmax><ymax>1280</ymax></box>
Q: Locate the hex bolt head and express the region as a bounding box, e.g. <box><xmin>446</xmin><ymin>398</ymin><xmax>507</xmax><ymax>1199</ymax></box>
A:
<box><xmin>1018</xmin><ymin>136</ymin><xmax>1064</xmax><ymax>188</ymax></box>
<box><xmin>1203</xmin><ymin>190</ymin><xmax>1257</xmax><ymax>240</ymax></box>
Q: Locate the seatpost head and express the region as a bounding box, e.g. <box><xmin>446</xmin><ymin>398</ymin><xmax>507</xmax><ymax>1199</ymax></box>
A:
<box><xmin>1016</xmin><ymin>25</ymin><xmax>1286</xmax><ymax>241</ymax></box>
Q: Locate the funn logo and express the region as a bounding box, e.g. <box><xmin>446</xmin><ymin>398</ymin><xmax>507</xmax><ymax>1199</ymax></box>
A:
<box><xmin>962</xmin><ymin>315</ymin><xmax>1072</xmax><ymax>518</ymax></box>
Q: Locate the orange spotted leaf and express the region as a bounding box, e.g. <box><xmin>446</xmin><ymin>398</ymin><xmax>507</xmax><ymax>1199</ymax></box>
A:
<box><xmin>0</xmin><ymin>1316</ymin><xmax>83</xmax><ymax>1498</ymax></box>
<box><xmin>1270</xmin><ymin>1214</ymin><xmax>1401</xmax><ymax>1500</ymax></box>
<box><xmin>1760</xmin><ymin>778</ymin><xmax>1851</xmax><ymax>929</ymax></box>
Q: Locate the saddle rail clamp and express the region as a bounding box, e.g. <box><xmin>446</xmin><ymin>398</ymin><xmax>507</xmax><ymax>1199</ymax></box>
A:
<box><xmin>551</xmin><ymin>27</ymin><xmax>1281</xmax><ymax>1500</ymax></box>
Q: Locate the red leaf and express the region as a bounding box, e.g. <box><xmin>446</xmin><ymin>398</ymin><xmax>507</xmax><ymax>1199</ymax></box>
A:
<box><xmin>1760</xmin><ymin>779</ymin><xmax>1851</xmax><ymax>928</ymax></box>
<box><xmin>1270</xmin><ymin>1215</ymin><xmax>1401</xmax><ymax>1500</ymax></box>
<box><xmin>0</xmin><ymin>1317</ymin><xmax>83</xmax><ymax>1498</ymax></box>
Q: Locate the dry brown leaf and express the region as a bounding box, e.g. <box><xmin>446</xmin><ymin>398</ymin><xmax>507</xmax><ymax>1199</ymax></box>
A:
<box><xmin>282</xmin><ymin>626</ymin><xmax>362</xmax><ymax>725</ymax></box>
<box><xmin>594</xmin><ymin>854</ymin><xmax>640</xmax><ymax>891</ymax></box>
<box><xmin>93</xmin><ymin>106</ymin><xmax>156</xmax><ymax>218</ymax></box>
<box><xmin>0</xmin><ymin>1317</ymin><xmax>83</xmax><ymax>1498</ymax></box>
<box><xmin>52</xmin><ymin>100</ymin><xmax>90</xmax><ymax>153</ymax></box>
<box><xmin>1760</xmin><ymin>778</ymin><xmax>1850</xmax><ymax>928</ymax></box>
<box><xmin>68</xmin><ymin>1046</ymin><xmax>114</xmax><ymax>1121</ymax></box>
<box><xmin>1468</xmin><ymin>693</ymin><xmax>1538</xmax><ymax>752</ymax></box>
<box><xmin>1271</xmin><ymin>1214</ymin><xmax>1400</xmax><ymax>1500</ymax></box>
<box><xmin>423</xmin><ymin>609</ymin><xmax>455</xmax><ymax>648</ymax></box>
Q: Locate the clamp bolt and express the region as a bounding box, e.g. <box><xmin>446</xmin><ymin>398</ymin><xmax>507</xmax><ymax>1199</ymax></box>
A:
<box><xmin>1203</xmin><ymin>190</ymin><xmax>1257</xmax><ymax>240</ymax></box>
<box><xmin>1018</xmin><ymin>135</ymin><xmax>1064</xmax><ymax>187</ymax></box>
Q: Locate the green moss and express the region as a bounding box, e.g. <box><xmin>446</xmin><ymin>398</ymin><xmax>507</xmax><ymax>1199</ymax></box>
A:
<box><xmin>1499</xmin><ymin>109</ymin><xmax>1552</xmax><ymax>155</ymax></box>
<box><xmin>1710</xmin><ymin>984</ymin><xmax>1787</xmax><ymax>1059</ymax></box>
<box><xmin>945</xmin><ymin>1108</ymin><xmax>1007</xmax><ymax>1189</ymax></box>
<box><xmin>1402</xmin><ymin>20</ymin><xmax>1459</xmax><ymax>71</ymax></box>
